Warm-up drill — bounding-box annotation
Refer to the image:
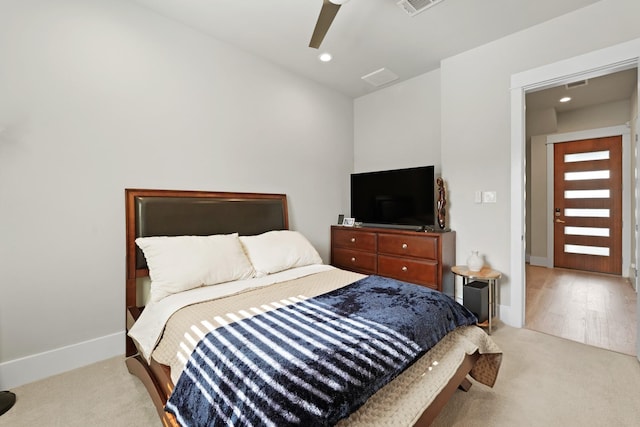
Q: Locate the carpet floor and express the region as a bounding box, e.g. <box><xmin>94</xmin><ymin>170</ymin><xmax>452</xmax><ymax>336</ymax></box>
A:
<box><xmin>1</xmin><ymin>324</ymin><xmax>639</xmax><ymax>426</ymax></box>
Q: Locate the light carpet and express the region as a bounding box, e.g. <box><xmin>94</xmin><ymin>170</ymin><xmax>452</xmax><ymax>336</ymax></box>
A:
<box><xmin>1</xmin><ymin>325</ymin><xmax>638</xmax><ymax>427</ymax></box>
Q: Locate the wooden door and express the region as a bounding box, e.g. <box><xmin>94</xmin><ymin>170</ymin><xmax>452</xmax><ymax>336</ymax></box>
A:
<box><xmin>553</xmin><ymin>136</ymin><xmax>622</xmax><ymax>274</ymax></box>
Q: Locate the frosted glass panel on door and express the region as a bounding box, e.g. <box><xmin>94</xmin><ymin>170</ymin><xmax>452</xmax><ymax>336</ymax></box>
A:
<box><xmin>564</xmin><ymin>150</ymin><xmax>610</xmax><ymax>163</ymax></box>
<box><xmin>564</xmin><ymin>189</ymin><xmax>610</xmax><ymax>199</ymax></box>
<box><xmin>565</xmin><ymin>170</ymin><xmax>610</xmax><ymax>180</ymax></box>
<box><xmin>564</xmin><ymin>226</ymin><xmax>610</xmax><ymax>237</ymax></box>
<box><xmin>565</xmin><ymin>244</ymin><xmax>610</xmax><ymax>256</ymax></box>
<box><xmin>564</xmin><ymin>208</ymin><xmax>610</xmax><ymax>217</ymax></box>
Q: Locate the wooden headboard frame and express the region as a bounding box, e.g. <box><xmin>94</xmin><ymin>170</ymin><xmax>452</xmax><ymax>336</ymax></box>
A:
<box><xmin>125</xmin><ymin>189</ymin><xmax>288</xmax><ymax>353</ymax></box>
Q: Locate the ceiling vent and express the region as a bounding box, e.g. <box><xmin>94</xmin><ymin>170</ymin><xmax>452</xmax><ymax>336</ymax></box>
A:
<box><xmin>397</xmin><ymin>0</ymin><xmax>446</xmax><ymax>17</ymax></box>
<box><xmin>361</xmin><ymin>68</ymin><xmax>399</xmax><ymax>87</ymax></box>
<box><xmin>565</xmin><ymin>79</ymin><xmax>589</xmax><ymax>90</ymax></box>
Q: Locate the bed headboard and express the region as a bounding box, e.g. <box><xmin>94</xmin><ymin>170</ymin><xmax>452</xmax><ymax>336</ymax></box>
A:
<box><xmin>125</xmin><ymin>189</ymin><xmax>289</xmax><ymax>309</ymax></box>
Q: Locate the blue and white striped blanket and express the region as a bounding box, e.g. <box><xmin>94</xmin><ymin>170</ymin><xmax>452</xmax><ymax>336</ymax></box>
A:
<box><xmin>165</xmin><ymin>275</ymin><xmax>478</xmax><ymax>426</ymax></box>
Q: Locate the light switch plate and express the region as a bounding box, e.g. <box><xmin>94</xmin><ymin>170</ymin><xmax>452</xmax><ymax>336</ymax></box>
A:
<box><xmin>474</xmin><ymin>191</ymin><xmax>482</xmax><ymax>204</ymax></box>
<box><xmin>482</xmin><ymin>191</ymin><xmax>497</xmax><ymax>203</ymax></box>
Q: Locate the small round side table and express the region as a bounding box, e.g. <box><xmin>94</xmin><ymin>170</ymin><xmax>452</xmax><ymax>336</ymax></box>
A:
<box><xmin>451</xmin><ymin>265</ymin><xmax>501</xmax><ymax>334</ymax></box>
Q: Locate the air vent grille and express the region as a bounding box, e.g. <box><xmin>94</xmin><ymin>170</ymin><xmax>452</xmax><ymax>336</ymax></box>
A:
<box><xmin>397</xmin><ymin>0</ymin><xmax>446</xmax><ymax>17</ymax></box>
<box><xmin>361</xmin><ymin>68</ymin><xmax>399</xmax><ymax>87</ymax></box>
<box><xmin>565</xmin><ymin>80</ymin><xmax>589</xmax><ymax>89</ymax></box>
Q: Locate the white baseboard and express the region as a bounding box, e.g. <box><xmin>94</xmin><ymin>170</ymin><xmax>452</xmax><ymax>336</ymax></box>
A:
<box><xmin>628</xmin><ymin>266</ymin><xmax>637</xmax><ymax>290</ymax></box>
<box><xmin>528</xmin><ymin>256</ymin><xmax>550</xmax><ymax>267</ymax></box>
<box><xmin>498</xmin><ymin>304</ymin><xmax>522</xmax><ymax>328</ymax></box>
<box><xmin>0</xmin><ymin>331</ymin><xmax>125</xmax><ymax>389</ymax></box>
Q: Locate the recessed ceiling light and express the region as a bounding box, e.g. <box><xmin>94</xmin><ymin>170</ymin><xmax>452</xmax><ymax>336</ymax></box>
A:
<box><xmin>319</xmin><ymin>52</ymin><xmax>332</xmax><ymax>62</ymax></box>
<box><xmin>559</xmin><ymin>96</ymin><xmax>572</xmax><ymax>103</ymax></box>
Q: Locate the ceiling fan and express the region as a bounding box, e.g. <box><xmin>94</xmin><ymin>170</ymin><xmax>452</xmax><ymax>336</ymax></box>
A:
<box><xmin>309</xmin><ymin>0</ymin><xmax>350</xmax><ymax>49</ymax></box>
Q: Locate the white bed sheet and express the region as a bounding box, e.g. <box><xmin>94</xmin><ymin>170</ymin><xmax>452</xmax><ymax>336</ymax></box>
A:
<box><xmin>128</xmin><ymin>264</ymin><xmax>336</xmax><ymax>362</ymax></box>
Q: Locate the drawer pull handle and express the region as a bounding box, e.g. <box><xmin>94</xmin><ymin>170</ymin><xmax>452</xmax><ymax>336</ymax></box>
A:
<box><xmin>402</xmin><ymin>266</ymin><xmax>408</xmax><ymax>272</ymax></box>
<box><xmin>351</xmin><ymin>237</ymin><xmax>356</xmax><ymax>243</ymax></box>
<box><xmin>402</xmin><ymin>243</ymin><xmax>408</xmax><ymax>249</ymax></box>
<box><xmin>351</xmin><ymin>257</ymin><xmax>356</xmax><ymax>262</ymax></box>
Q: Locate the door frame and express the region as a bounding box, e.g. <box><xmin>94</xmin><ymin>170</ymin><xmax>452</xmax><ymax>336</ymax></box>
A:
<box><xmin>544</xmin><ymin>126</ymin><xmax>631</xmax><ymax>274</ymax></box>
<box><xmin>509</xmin><ymin>37</ymin><xmax>640</xmax><ymax>329</ymax></box>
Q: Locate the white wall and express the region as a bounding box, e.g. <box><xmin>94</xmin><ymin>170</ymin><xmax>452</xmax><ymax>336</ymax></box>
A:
<box><xmin>558</xmin><ymin>99</ymin><xmax>633</xmax><ymax>133</ymax></box>
<box><xmin>634</xmin><ymin>78</ymin><xmax>640</xmax><ymax>360</ymax></box>
<box><xmin>528</xmin><ymin>135</ymin><xmax>548</xmax><ymax>262</ymax></box>
<box><xmin>354</xmin><ymin>69</ymin><xmax>441</xmax><ymax>176</ymax></box>
<box><xmin>0</xmin><ymin>0</ymin><xmax>353</xmax><ymax>387</ymax></box>
<box><xmin>632</xmin><ymin>87</ymin><xmax>638</xmax><ymax>289</ymax></box>
<box><xmin>526</xmin><ymin>108</ymin><xmax>557</xmax><ymax>138</ymax></box>
<box><xmin>440</xmin><ymin>0</ymin><xmax>640</xmax><ymax>323</ymax></box>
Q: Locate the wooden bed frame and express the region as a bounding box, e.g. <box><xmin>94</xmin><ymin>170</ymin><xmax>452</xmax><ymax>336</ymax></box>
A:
<box><xmin>124</xmin><ymin>188</ymin><xmax>479</xmax><ymax>427</ymax></box>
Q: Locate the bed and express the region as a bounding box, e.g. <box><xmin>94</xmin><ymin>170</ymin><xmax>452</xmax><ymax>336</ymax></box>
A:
<box><xmin>125</xmin><ymin>188</ymin><xmax>502</xmax><ymax>427</ymax></box>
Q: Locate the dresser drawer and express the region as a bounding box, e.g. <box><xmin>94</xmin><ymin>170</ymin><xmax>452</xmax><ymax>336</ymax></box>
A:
<box><xmin>377</xmin><ymin>255</ymin><xmax>438</xmax><ymax>289</ymax></box>
<box><xmin>332</xmin><ymin>228</ymin><xmax>377</xmax><ymax>251</ymax></box>
<box><xmin>332</xmin><ymin>248</ymin><xmax>377</xmax><ymax>275</ymax></box>
<box><xmin>378</xmin><ymin>234</ymin><xmax>437</xmax><ymax>259</ymax></box>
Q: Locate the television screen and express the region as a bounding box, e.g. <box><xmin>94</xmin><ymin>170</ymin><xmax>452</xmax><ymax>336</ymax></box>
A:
<box><xmin>350</xmin><ymin>166</ymin><xmax>435</xmax><ymax>228</ymax></box>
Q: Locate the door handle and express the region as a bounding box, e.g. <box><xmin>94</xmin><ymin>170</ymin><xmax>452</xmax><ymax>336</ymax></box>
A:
<box><xmin>555</xmin><ymin>219</ymin><xmax>565</xmax><ymax>223</ymax></box>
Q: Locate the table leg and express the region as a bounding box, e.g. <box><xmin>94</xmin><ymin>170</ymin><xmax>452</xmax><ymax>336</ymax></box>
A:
<box><xmin>458</xmin><ymin>276</ymin><xmax>469</xmax><ymax>304</ymax></box>
<box><xmin>489</xmin><ymin>279</ymin><xmax>496</xmax><ymax>335</ymax></box>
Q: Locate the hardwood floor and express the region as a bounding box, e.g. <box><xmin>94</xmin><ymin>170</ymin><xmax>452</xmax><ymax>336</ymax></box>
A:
<box><xmin>525</xmin><ymin>264</ymin><xmax>637</xmax><ymax>356</ymax></box>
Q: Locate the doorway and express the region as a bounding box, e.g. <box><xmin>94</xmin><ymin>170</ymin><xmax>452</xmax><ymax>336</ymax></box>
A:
<box><xmin>511</xmin><ymin>39</ymin><xmax>640</xmax><ymax>360</ymax></box>
<box><xmin>524</xmin><ymin>74</ymin><xmax>636</xmax><ymax>355</ymax></box>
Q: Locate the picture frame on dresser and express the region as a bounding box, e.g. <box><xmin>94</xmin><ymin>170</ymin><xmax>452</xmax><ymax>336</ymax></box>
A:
<box><xmin>341</xmin><ymin>217</ymin><xmax>355</xmax><ymax>227</ymax></box>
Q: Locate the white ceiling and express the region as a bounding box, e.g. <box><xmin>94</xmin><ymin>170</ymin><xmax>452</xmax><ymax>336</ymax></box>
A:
<box><xmin>131</xmin><ymin>0</ymin><xmax>601</xmax><ymax>98</ymax></box>
<box><xmin>526</xmin><ymin>68</ymin><xmax>638</xmax><ymax>113</ymax></box>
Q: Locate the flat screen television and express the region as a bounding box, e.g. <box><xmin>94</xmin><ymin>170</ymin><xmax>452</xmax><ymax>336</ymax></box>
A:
<box><xmin>350</xmin><ymin>165</ymin><xmax>435</xmax><ymax>230</ymax></box>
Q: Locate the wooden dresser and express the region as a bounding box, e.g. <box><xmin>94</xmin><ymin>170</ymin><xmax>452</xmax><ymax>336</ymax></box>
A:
<box><xmin>330</xmin><ymin>225</ymin><xmax>455</xmax><ymax>294</ymax></box>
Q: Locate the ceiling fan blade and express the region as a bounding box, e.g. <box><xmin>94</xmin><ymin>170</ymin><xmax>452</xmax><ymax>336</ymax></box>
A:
<box><xmin>309</xmin><ymin>0</ymin><xmax>342</xmax><ymax>49</ymax></box>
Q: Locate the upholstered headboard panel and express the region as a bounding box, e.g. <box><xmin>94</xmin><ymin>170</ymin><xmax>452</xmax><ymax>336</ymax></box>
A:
<box><xmin>125</xmin><ymin>189</ymin><xmax>288</xmax><ymax>307</ymax></box>
<box><xmin>134</xmin><ymin>196</ymin><xmax>287</xmax><ymax>269</ymax></box>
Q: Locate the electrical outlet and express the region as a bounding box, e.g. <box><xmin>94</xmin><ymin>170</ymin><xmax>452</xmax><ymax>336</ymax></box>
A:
<box><xmin>482</xmin><ymin>191</ymin><xmax>497</xmax><ymax>203</ymax></box>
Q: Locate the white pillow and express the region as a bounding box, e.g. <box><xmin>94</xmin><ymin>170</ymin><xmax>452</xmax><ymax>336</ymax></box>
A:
<box><xmin>240</xmin><ymin>230</ymin><xmax>323</xmax><ymax>277</ymax></box>
<box><xmin>135</xmin><ymin>233</ymin><xmax>255</xmax><ymax>302</ymax></box>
